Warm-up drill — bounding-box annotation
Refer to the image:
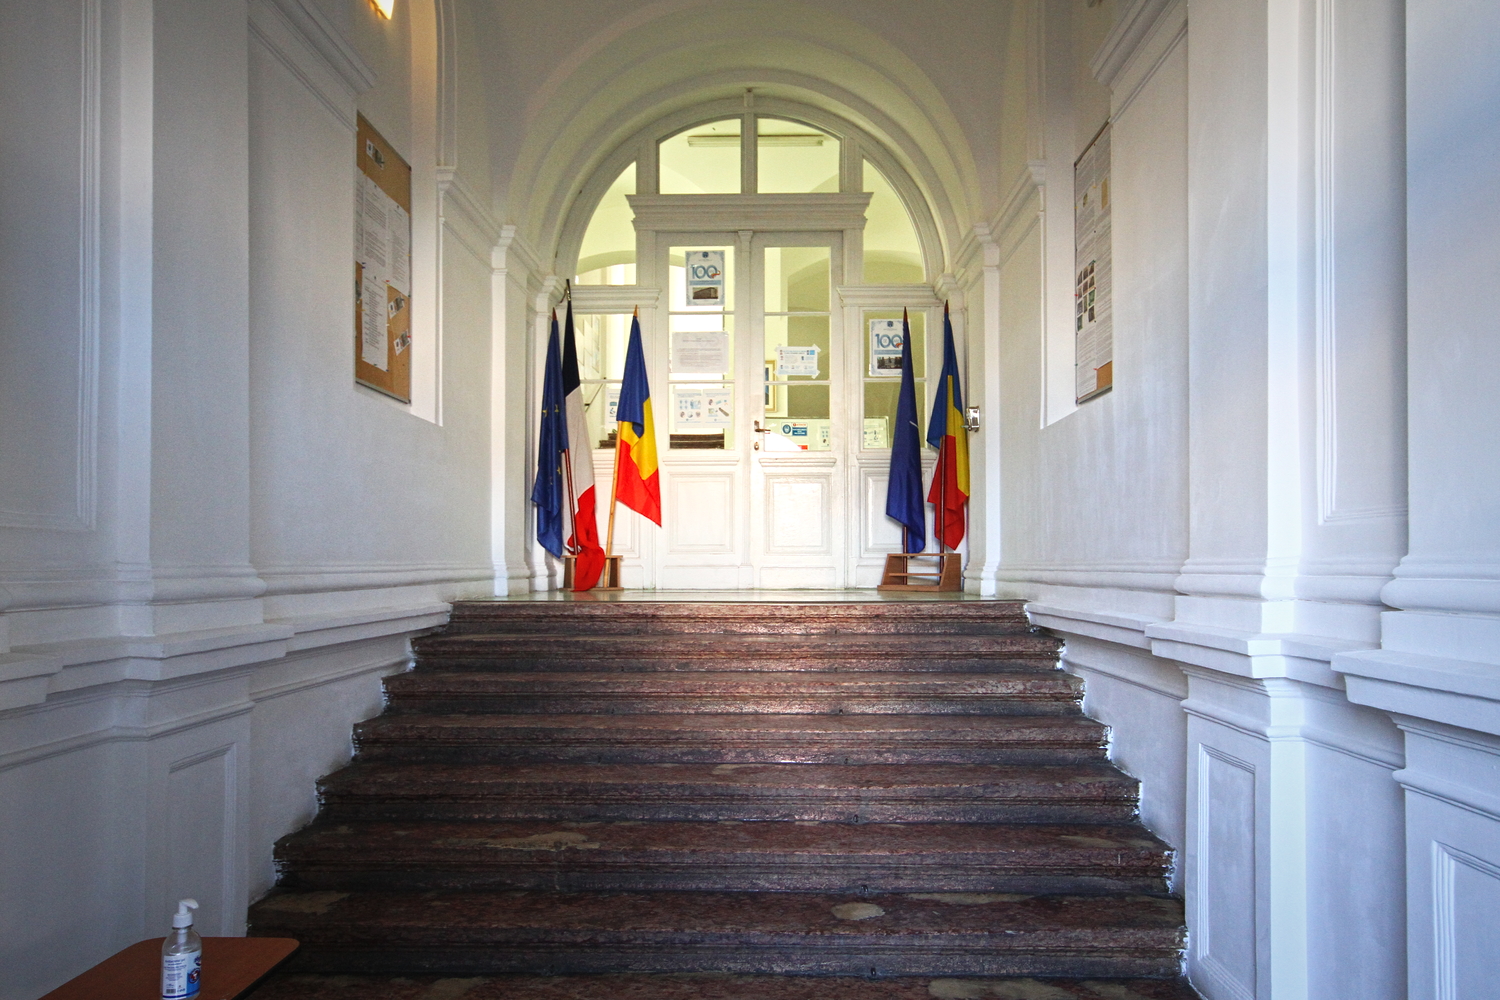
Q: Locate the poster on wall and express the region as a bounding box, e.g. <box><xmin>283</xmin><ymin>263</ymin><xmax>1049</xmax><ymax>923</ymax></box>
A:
<box><xmin>685</xmin><ymin>250</ymin><xmax>726</xmax><ymax>304</ymax></box>
<box><xmin>869</xmin><ymin>318</ymin><xmax>905</xmax><ymax>376</ymax></box>
<box><xmin>354</xmin><ymin>114</ymin><xmax>413</xmax><ymax>402</ymax></box>
<box><xmin>1074</xmin><ymin>122</ymin><xmax>1112</xmax><ymax>404</ymax></box>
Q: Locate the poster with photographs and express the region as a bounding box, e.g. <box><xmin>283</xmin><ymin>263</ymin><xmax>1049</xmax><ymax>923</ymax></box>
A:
<box><xmin>1074</xmin><ymin>122</ymin><xmax>1112</xmax><ymax>404</ymax></box>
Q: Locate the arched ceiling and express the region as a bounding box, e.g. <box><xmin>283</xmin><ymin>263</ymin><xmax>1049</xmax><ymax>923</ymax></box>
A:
<box><xmin>487</xmin><ymin>0</ymin><xmax>989</xmax><ymax>274</ymax></box>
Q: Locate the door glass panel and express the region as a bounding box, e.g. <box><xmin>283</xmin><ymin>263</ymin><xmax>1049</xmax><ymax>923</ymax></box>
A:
<box><xmin>763</xmin><ymin>315</ymin><xmax>828</xmax><ymax>380</ymax></box>
<box><xmin>756</xmin><ymin>118</ymin><xmax>840</xmax><ymax>194</ymax></box>
<box><xmin>863</xmin><ymin>160</ymin><xmax>925</xmax><ymax>283</ymax></box>
<box><xmin>669</xmin><ymin>382</ymin><xmax>733</xmax><ymax>450</ymax></box>
<box><xmin>861</xmin><ymin>309</ymin><xmax>925</xmax><ymax>451</ymax></box>
<box><xmin>659</xmin><ymin>119</ymin><xmax>741</xmax><ymax>194</ymax></box>
<box><xmin>764</xmin><ymin>247</ymin><xmax>830</xmax><ymax>311</ymax></box>
<box><xmin>575</xmin><ymin>163</ymin><xmax>636</xmax><ymax>285</ymax></box>
<box><xmin>762</xmin><ymin>245</ymin><xmax>832</xmax><ymax>452</ymax></box>
<box><xmin>764</xmin><ymin>386</ymin><xmax>831</xmax><ymax>452</ymax></box>
<box><xmin>668</xmin><ymin>245</ymin><xmax>735</xmax><ymax>449</ymax></box>
<box><xmin>573</xmin><ymin>313</ymin><xmax>632</xmax><ymax>450</ymax></box>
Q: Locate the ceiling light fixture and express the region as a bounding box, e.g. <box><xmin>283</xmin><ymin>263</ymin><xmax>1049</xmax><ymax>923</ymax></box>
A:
<box><xmin>371</xmin><ymin>0</ymin><xmax>395</xmax><ymax>19</ymax></box>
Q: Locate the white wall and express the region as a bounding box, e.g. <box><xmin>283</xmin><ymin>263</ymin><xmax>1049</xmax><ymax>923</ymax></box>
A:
<box><xmin>1336</xmin><ymin>1</ymin><xmax>1500</xmax><ymax>996</ymax></box>
<box><xmin>0</xmin><ymin>1</ymin><xmax>496</xmax><ymax>995</ymax></box>
<box><xmin>998</xmin><ymin>1</ymin><xmax>1495</xmax><ymax>998</ymax></box>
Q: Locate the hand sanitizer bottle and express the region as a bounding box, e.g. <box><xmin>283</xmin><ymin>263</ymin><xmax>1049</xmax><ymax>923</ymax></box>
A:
<box><xmin>161</xmin><ymin>899</ymin><xmax>202</xmax><ymax>1000</ymax></box>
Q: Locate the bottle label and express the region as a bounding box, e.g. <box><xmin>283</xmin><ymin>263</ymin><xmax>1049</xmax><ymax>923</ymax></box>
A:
<box><xmin>161</xmin><ymin>949</ymin><xmax>201</xmax><ymax>999</ymax></box>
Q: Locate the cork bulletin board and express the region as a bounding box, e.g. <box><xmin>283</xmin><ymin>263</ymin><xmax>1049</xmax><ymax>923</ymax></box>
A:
<box><xmin>354</xmin><ymin>114</ymin><xmax>413</xmax><ymax>401</ymax></box>
<box><xmin>1074</xmin><ymin>121</ymin><xmax>1112</xmax><ymax>405</ymax></box>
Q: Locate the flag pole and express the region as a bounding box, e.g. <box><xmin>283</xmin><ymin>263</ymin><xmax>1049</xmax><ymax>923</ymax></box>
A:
<box><xmin>938</xmin><ymin>301</ymin><xmax>950</xmax><ymax>555</ymax></box>
<box><xmin>558</xmin><ymin>292</ymin><xmax>580</xmax><ymax>558</ymax></box>
<box><xmin>605</xmin><ymin>306</ymin><xmax>636</xmax><ymax>562</ymax></box>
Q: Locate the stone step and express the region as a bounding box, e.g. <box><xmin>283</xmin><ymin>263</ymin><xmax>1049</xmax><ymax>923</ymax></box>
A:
<box><xmin>443</xmin><ymin>600</ymin><xmax>1038</xmax><ymax>637</ymax></box>
<box><xmin>316</xmin><ymin>762</ymin><xmax>1140</xmax><ymax>825</ymax></box>
<box><xmin>412</xmin><ymin>632</ymin><xmax>1060</xmax><ymax>672</ymax></box>
<box><xmin>248</xmin><ymin>888</ymin><xmax>1185</xmax><ymax>979</ymax></box>
<box><xmin>248</xmin><ymin>971</ymin><xmax>1203</xmax><ymax>1000</ymax></box>
<box><xmin>382</xmin><ymin>671</ymin><xmax>1085</xmax><ymax>717</ymax></box>
<box><xmin>274</xmin><ymin>819</ymin><xmax>1172</xmax><ymax>895</ymax></box>
<box><xmin>353</xmin><ymin>713</ymin><xmax>1109</xmax><ymax>765</ymax></box>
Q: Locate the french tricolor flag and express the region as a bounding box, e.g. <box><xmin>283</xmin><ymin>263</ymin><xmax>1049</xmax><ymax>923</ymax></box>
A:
<box><xmin>561</xmin><ymin>301</ymin><xmax>606</xmax><ymax>590</ymax></box>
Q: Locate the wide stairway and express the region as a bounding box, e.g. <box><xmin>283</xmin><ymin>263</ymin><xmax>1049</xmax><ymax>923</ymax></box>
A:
<box><xmin>249</xmin><ymin>599</ymin><xmax>1189</xmax><ymax>994</ymax></box>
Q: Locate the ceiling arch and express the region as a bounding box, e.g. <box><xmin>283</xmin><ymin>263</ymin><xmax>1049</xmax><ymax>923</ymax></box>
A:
<box><xmin>500</xmin><ymin>0</ymin><xmax>984</xmax><ymax>275</ymax></box>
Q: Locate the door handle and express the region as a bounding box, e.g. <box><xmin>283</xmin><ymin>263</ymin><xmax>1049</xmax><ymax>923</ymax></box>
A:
<box><xmin>753</xmin><ymin>420</ymin><xmax>772</xmax><ymax>450</ymax></box>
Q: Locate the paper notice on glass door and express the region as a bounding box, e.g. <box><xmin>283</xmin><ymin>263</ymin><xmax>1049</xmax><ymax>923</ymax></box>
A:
<box><xmin>775</xmin><ymin>344</ymin><xmax>820</xmax><ymax>377</ymax></box>
<box><xmin>671</xmin><ymin>329</ymin><xmax>729</xmax><ymax>373</ymax></box>
<box><xmin>685</xmin><ymin>250</ymin><xmax>725</xmax><ymax>304</ymax></box>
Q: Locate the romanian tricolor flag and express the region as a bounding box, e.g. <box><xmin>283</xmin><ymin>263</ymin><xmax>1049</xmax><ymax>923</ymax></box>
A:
<box><xmin>612</xmin><ymin>311</ymin><xmax>661</xmax><ymax>525</ymax></box>
<box><xmin>925</xmin><ymin>303</ymin><xmax>969</xmax><ymax>549</ymax></box>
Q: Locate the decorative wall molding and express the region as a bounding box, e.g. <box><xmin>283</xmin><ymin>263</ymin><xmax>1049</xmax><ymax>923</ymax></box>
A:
<box><xmin>993</xmin><ymin>162</ymin><xmax>1046</xmax><ymax>268</ymax></box>
<box><xmin>1092</xmin><ymin>0</ymin><xmax>1188</xmax><ymax>120</ymax></box>
<box><xmin>1432</xmin><ymin>842</ymin><xmax>1500</xmax><ymax>1000</ymax></box>
<box><xmin>1193</xmin><ymin>742</ymin><xmax>1259</xmax><ymax>1000</ymax></box>
<box><xmin>435</xmin><ymin>0</ymin><xmax>459</xmax><ymax>167</ymax></box>
<box><xmin>493</xmin><ymin>223</ymin><xmax>543</xmax><ymax>280</ymax></box>
<box><xmin>0</xmin><ymin>601</ymin><xmax>448</xmax><ymax>714</ymax></box>
<box><xmin>627</xmin><ymin>193</ymin><xmax>872</xmax><ymax>234</ymax></box>
<box><xmin>438</xmin><ymin>168</ymin><xmax>503</xmax><ymax>264</ymax></box>
<box><xmin>0</xmin><ymin>0</ymin><xmax>101</xmax><ymax>533</ymax></box>
<box><xmin>1312</xmin><ymin>0</ymin><xmax>1407</xmax><ymax>528</ymax></box>
<box><xmin>252</xmin><ymin>0</ymin><xmax>374</xmax><ymax>129</ymax></box>
<box><xmin>255</xmin><ymin>561</ymin><xmax>495</xmax><ymax>596</ymax></box>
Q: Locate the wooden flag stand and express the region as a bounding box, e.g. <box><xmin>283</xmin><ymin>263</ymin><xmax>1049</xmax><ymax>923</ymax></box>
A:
<box><xmin>563</xmin><ymin>553</ymin><xmax>623</xmax><ymax>591</ymax></box>
<box><xmin>877</xmin><ymin>552</ymin><xmax>962</xmax><ymax>592</ymax></box>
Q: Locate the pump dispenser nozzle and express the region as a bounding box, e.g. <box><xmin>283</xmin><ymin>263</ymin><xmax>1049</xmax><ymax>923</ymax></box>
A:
<box><xmin>172</xmin><ymin>899</ymin><xmax>198</xmax><ymax>929</ymax></box>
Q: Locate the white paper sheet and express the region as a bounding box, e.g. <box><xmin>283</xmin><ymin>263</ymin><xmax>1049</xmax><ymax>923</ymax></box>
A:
<box><xmin>673</xmin><ymin>387</ymin><xmax>733</xmax><ymax>427</ymax></box>
<box><xmin>388</xmin><ymin>203</ymin><xmax>411</xmax><ymax>296</ymax></box>
<box><xmin>358</xmin><ymin>175</ymin><xmax>389</xmax><ymax>272</ymax></box>
<box><xmin>775</xmin><ymin>344</ymin><xmax>820</xmax><ymax>377</ymax></box>
<box><xmin>671</xmin><ymin>329</ymin><xmax>730</xmax><ymax>373</ymax></box>
<box><xmin>361</xmin><ymin>268</ymin><xmax>388</xmax><ymax>370</ymax></box>
<box><xmin>685</xmin><ymin>250</ymin><xmax>725</xmax><ymax>305</ymax></box>
<box><xmin>869</xmin><ymin>318</ymin><xmax>905</xmax><ymax>376</ymax></box>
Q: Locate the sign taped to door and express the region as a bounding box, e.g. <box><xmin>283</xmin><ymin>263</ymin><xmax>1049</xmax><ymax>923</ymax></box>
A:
<box><xmin>775</xmin><ymin>344</ymin><xmax>820</xmax><ymax>377</ymax></box>
<box><xmin>685</xmin><ymin>250</ymin><xmax>726</xmax><ymax>304</ymax></box>
<box><xmin>869</xmin><ymin>319</ymin><xmax>905</xmax><ymax>376</ymax></box>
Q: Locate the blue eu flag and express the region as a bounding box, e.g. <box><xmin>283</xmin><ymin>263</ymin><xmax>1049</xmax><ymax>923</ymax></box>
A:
<box><xmin>530</xmin><ymin>311</ymin><xmax>568</xmax><ymax>557</ymax></box>
<box><xmin>885</xmin><ymin>310</ymin><xmax>925</xmax><ymax>552</ymax></box>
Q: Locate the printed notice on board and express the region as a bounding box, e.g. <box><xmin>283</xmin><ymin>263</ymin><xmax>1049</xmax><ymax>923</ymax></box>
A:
<box><xmin>671</xmin><ymin>329</ymin><xmax>730</xmax><ymax>373</ymax></box>
<box><xmin>1074</xmin><ymin>123</ymin><xmax>1112</xmax><ymax>403</ymax></box>
<box><xmin>869</xmin><ymin>319</ymin><xmax>905</xmax><ymax>376</ymax></box>
<box><xmin>355</xmin><ymin>169</ymin><xmax>403</xmax><ymax>371</ymax></box>
<box><xmin>685</xmin><ymin>250</ymin><xmax>726</xmax><ymax>304</ymax></box>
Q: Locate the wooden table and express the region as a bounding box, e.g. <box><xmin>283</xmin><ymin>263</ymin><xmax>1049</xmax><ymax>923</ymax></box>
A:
<box><xmin>40</xmin><ymin>937</ymin><xmax>298</xmax><ymax>1000</ymax></box>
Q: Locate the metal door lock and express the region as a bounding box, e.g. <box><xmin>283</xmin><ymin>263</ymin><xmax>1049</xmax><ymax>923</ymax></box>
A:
<box><xmin>964</xmin><ymin>405</ymin><xmax>981</xmax><ymax>433</ymax></box>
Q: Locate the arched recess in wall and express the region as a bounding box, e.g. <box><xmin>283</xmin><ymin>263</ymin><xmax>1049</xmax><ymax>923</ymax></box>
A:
<box><xmin>354</xmin><ymin>0</ymin><xmax>461</xmax><ymax>424</ymax></box>
<box><xmin>554</xmin><ymin>97</ymin><xmax>943</xmax><ymax>286</ymax></box>
<box><xmin>502</xmin><ymin>1</ymin><xmax>982</xmax><ymax>275</ymax></box>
